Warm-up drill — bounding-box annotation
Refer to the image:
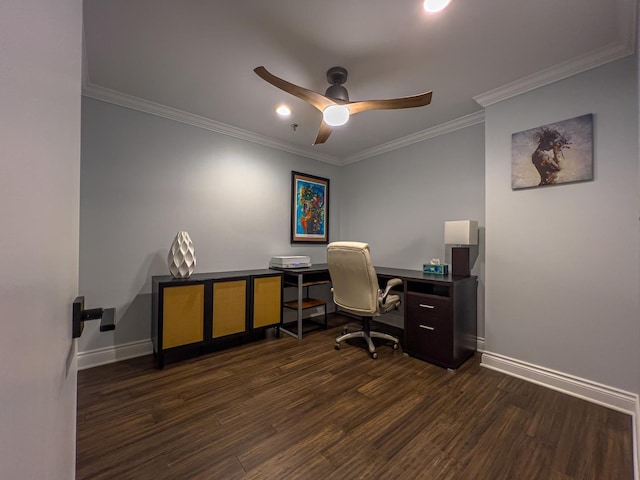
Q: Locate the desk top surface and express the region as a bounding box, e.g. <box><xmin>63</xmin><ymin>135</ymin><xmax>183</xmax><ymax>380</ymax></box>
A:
<box><xmin>153</xmin><ymin>264</ymin><xmax>476</xmax><ymax>285</ymax></box>
<box><xmin>270</xmin><ymin>264</ymin><xmax>330</xmax><ymax>275</ymax></box>
<box><xmin>376</xmin><ymin>266</ymin><xmax>475</xmax><ymax>283</ymax></box>
<box><xmin>274</xmin><ymin>264</ymin><xmax>475</xmax><ymax>284</ymax></box>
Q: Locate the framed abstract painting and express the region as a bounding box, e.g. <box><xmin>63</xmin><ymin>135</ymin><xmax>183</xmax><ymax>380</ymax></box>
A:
<box><xmin>291</xmin><ymin>171</ymin><xmax>329</xmax><ymax>244</ymax></box>
<box><xmin>511</xmin><ymin>113</ymin><xmax>594</xmax><ymax>190</ymax></box>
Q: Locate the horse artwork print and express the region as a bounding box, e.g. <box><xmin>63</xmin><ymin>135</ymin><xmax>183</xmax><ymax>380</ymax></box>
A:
<box><xmin>511</xmin><ymin>114</ymin><xmax>594</xmax><ymax>190</ymax></box>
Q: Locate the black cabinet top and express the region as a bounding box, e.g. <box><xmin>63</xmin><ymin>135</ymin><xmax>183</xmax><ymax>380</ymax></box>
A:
<box><xmin>152</xmin><ymin>268</ymin><xmax>282</xmax><ymax>286</ymax></box>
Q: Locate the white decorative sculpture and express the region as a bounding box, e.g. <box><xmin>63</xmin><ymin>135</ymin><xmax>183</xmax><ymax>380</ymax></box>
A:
<box><xmin>168</xmin><ymin>231</ymin><xmax>196</xmax><ymax>278</ymax></box>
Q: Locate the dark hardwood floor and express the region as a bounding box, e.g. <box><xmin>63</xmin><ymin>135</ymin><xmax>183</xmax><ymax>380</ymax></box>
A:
<box><xmin>77</xmin><ymin>315</ymin><xmax>633</xmax><ymax>479</ymax></box>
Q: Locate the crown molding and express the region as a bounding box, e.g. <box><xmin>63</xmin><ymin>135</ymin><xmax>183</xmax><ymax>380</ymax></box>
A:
<box><xmin>81</xmin><ymin>82</ymin><xmax>342</xmax><ymax>166</ymax></box>
<box><xmin>83</xmin><ymin>28</ymin><xmax>631</xmax><ymax>167</ymax></box>
<box><xmin>81</xmin><ymin>0</ymin><xmax>635</xmax><ymax>166</ymax></box>
<box><xmin>341</xmin><ymin>110</ymin><xmax>485</xmax><ymax>165</ymax></box>
<box><xmin>474</xmin><ymin>0</ymin><xmax>636</xmax><ymax>108</ymax></box>
<box><xmin>83</xmin><ymin>81</ymin><xmax>485</xmax><ymax>167</ymax></box>
<box><xmin>474</xmin><ymin>39</ymin><xmax>635</xmax><ymax>107</ymax></box>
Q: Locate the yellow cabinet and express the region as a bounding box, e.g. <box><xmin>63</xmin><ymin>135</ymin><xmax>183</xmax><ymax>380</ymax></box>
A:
<box><xmin>162</xmin><ymin>284</ymin><xmax>205</xmax><ymax>349</ymax></box>
<box><xmin>213</xmin><ymin>280</ymin><xmax>246</xmax><ymax>337</ymax></box>
<box><xmin>253</xmin><ymin>275</ymin><xmax>282</xmax><ymax>329</ymax></box>
<box><xmin>152</xmin><ymin>270</ymin><xmax>282</xmax><ymax>368</ymax></box>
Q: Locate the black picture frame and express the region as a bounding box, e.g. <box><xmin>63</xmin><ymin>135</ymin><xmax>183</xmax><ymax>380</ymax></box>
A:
<box><xmin>290</xmin><ymin>171</ymin><xmax>330</xmax><ymax>244</ymax></box>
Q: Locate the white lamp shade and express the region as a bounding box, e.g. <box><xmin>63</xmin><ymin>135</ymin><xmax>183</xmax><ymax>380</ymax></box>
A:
<box><xmin>444</xmin><ymin>220</ymin><xmax>478</xmax><ymax>245</ymax></box>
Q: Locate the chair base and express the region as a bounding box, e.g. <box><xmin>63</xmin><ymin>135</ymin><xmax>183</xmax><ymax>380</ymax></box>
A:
<box><xmin>335</xmin><ymin>317</ymin><xmax>399</xmax><ymax>359</ymax></box>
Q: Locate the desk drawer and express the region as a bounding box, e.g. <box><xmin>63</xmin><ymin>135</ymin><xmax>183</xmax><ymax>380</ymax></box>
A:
<box><xmin>405</xmin><ymin>293</ymin><xmax>452</xmax><ymax>365</ymax></box>
<box><xmin>407</xmin><ymin>293</ymin><xmax>450</xmax><ymax>322</ymax></box>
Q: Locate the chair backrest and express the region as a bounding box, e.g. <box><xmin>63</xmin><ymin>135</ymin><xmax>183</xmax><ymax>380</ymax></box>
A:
<box><xmin>327</xmin><ymin>241</ymin><xmax>379</xmax><ymax>316</ymax></box>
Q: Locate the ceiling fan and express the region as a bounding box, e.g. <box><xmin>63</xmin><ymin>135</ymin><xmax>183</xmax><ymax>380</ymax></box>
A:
<box><xmin>254</xmin><ymin>66</ymin><xmax>433</xmax><ymax>145</ymax></box>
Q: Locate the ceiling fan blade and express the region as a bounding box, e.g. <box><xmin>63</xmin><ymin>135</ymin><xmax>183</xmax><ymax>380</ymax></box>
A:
<box><xmin>313</xmin><ymin>122</ymin><xmax>333</xmax><ymax>145</ymax></box>
<box><xmin>347</xmin><ymin>91</ymin><xmax>433</xmax><ymax>115</ymax></box>
<box><xmin>254</xmin><ymin>66</ymin><xmax>336</xmax><ymax>112</ymax></box>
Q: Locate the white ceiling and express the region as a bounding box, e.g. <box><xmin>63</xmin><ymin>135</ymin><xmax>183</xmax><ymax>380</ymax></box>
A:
<box><xmin>82</xmin><ymin>0</ymin><xmax>635</xmax><ymax>165</ymax></box>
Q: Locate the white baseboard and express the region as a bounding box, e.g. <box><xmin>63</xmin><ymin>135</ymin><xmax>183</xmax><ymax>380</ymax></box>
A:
<box><xmin>77</xmin><ymin>339</ymin><xmax>153</xmax><ymax>370</ymax></box>
<box><xmin>481</xmin><ymin>350</ymin><xmax>638</xmax><ymax>413</ymax></box>
<box><xmin>481</xmin><ymin>351</ymin><xmax>640</xmax><ymax>480</ymax></box>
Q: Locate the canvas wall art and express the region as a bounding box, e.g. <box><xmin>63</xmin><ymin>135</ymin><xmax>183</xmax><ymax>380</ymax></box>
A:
<box><xmin>291</xmin><ymin>171</ymin><xmax>329</xmax><ymax>244</ymax></box>
<box><xmin>511</xmin><ymin>113</ymin><xmax>594</xmax><ymax>190</ymax></box>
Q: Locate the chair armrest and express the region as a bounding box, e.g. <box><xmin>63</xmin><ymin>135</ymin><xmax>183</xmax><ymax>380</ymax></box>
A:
<box><xmin>380</xmin><ymin>278</ymin><xmax>402</xmax><ymax>300</ymax></box>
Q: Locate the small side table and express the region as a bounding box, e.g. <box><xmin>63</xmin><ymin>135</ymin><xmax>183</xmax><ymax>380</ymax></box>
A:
<box><xmin>272</xmin><ymin>264</ymin><xmax>331</xmax><ymax>339</ymax></box>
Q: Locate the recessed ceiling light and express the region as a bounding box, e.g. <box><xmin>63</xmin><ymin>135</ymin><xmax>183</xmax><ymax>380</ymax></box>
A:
<box><xmin>276</xmin><ymin>105</ymin><xmax>291</xmax><ymax>116</ymax></box>
<box><xmin>423</xmin><ymin>0</ymin><xmax>451</xmax><ymax>13</ymax></box>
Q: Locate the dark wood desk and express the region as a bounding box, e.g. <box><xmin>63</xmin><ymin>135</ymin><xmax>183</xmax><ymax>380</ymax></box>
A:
<box><xmin>276</xmin><ymin>264</ymin><xmax>478</xmax><ymax>369</ymax></box>
<box><xmin>376</xmin><ymin>267</ymin><xmax>478</xmax><ymax>369</ymax></box>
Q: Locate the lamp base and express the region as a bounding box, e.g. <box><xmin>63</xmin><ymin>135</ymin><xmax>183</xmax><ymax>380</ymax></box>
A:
<box><xmin>451</xmin><ymin>247</ymin><xmax>470</xmax><ymax>277</ymax></box>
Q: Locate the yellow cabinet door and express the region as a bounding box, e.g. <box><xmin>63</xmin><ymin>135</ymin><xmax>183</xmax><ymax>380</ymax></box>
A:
<box><xmin>253</xmin><ymin>276</ymin><xmax>282</xmax><ymax>328</ymax></box>
<box><xmin>162</xmin><ymin>284</ymin><xmax>205</xmax><ymax>349</ymax></box>
<box><xmin>213</xmin><ymin>280</ymin><xmax>246</xmax><ymax>337</ymax></box>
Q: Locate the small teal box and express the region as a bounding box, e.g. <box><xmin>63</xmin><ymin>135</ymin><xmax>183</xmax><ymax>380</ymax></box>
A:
<box><xmin>423</xmin><ymin>264</ymin><xmax>449</xmax><ymax>275</ymax></box>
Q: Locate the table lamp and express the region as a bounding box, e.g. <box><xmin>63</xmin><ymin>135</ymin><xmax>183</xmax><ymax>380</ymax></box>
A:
<box><xmin>444</xmin><ymin>220</ymin><xmax>478</xmax><ymax>277</ymax></box>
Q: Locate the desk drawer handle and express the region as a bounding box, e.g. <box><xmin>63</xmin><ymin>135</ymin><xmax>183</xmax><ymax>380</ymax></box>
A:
<box><xmin>419</xmin><ymin>324</ymin><xmax>435</xmax><ymax>331</ymax></box>
<box><xmin>419</xmin><ymin>304</ymin><xmax>435</xmax><ymax>309</ymax></box>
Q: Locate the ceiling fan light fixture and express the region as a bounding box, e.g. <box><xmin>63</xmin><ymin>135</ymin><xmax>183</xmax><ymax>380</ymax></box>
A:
<box><xmin>254</xmin><ymin>65</ymin><xmax>433</xmax><ymax>145</ymax></box>
<box><xmin>325</xmin><ymin>84</ymin><xmax>349</xmax><ymax>102</ymax></box>
<box><xmin>323</xmin><ymin>105</ymin><xmax>350</xmax><ymax>127</ymax></box>
<box><xmin>275</xmin><ymin>105</ymin><xmax>291</xmax><ymax>116</ymax></box>
<box><xmin>423</xmin><ymin>0</ymin><xmax>451</xmax><ymax>13</ymax></box>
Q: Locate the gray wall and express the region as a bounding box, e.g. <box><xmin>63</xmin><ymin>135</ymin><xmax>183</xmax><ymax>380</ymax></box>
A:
<box><xmin>79</xmin><ymin>98</ymin><xmax>341</xmax><ymax>351</ymax></box>
<box><xmin>338</xmin><ymin>123</ymin><xmax>486</xmax><ymax>337</ymax></box>
<box><xmin>484</xmin><ymin>56</ymin><xmax>640</xmax><ymax>394</ymax></box>
<box><xmin>0</xmin><ymin>0</ymin><xmax>81</xmax><ymax>477</ymax></box>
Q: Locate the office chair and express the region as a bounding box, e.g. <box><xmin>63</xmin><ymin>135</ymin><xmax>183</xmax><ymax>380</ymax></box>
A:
<box><xmin>327</xmin><ymin>241</ymin><xmax>401</xmax><ymax>359</ymax></box>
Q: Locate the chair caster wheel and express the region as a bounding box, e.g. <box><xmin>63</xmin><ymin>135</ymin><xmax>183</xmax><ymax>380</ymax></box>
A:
<box><xmin>335</xmin><ymin>342</ymin><xmax>341</xmax><ymax>350</ymax></box>
<box><xmin>371</xmin><ymin>352</ymin><xmax>378</xmax><ymax>359</ymax></box>
<box><xmin>393</xmin><ymin>343</ymin><xmax>399</xmax><ymax>350</ymax></box>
